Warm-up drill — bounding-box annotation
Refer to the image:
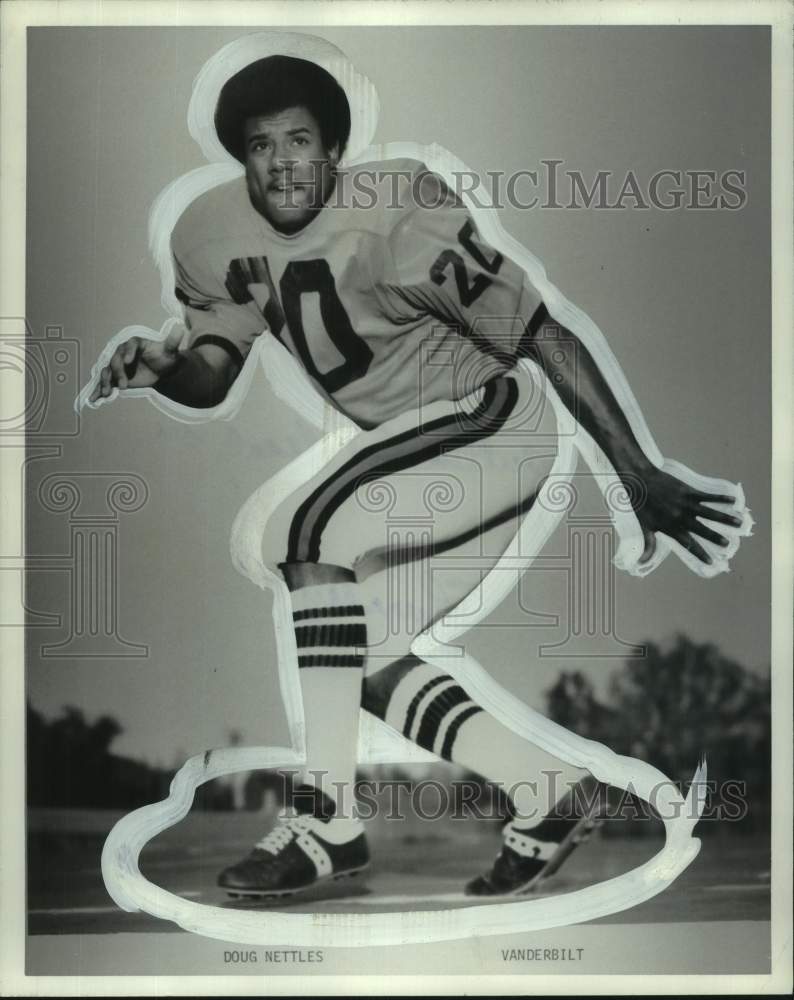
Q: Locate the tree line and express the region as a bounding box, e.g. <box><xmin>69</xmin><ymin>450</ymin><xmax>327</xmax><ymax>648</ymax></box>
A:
<box><xmin>27</xmin><ymin>634</ymin><xmax>770</xmax><ymax>828</ymax></box>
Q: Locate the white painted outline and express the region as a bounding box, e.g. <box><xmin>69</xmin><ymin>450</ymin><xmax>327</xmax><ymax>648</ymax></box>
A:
<box><xmin>75</xmin><ymin>30</ymin><xmax>755</xmax><ymax>946</ymax></box>
<box><xmin>101</xmin><ymin>749</ymin><xmax>707</xmax><ymax>946</ymax></box>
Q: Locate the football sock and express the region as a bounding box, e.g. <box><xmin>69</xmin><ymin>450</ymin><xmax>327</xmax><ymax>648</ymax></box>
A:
<box><xmin>286</xmin><ymin>576</ymin><xmax>367</xmax><ymax>821</ymax></box>
<box><xmin>362</xmin><ymin>654</ymin><xmax>588</xmax><ymax>826</ymax></box>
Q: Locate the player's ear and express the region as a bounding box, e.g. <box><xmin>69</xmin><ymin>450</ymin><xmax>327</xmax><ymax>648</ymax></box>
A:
<box><xmin>328</xmin><ymin>143</ymin><xmax>340</xmax><ymax>166</ymax></box>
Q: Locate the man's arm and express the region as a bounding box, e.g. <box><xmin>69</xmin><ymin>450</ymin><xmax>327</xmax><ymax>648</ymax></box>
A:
<box><xmin>89</xmin><ymin>333</ymin><xmax>242</xmax><ymax>408</ymax></box>
<box><xmin>152</xmin><ymin>342</ymin><xmax>242</xmax><ymax>408</ymax></box>
<box><xmin>520</xmin><ymin>312</ymin><xmax>745</xmax><ymax>566</ymax></box>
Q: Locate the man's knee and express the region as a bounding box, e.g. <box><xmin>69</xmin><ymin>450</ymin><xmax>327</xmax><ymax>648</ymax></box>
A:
<box><xmin>279</xmin><ymin>562</ymin><xmax>357</xmax><ymax>590</ymax></box>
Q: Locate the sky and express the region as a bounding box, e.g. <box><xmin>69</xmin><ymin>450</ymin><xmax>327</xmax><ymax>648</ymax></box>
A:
<box><xmin>21</xmin><ymin>25</ymin><xmax>771</xmax><ymax>767</ymax></box>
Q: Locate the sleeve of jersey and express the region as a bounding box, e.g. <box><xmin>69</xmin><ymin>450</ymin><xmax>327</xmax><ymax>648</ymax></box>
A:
<box><xmin>172</xmin><ymin>248</ymin><xmax>264</xmax><ymax>369</ymax></box>
<box><xmin>383</xmin><ymin>181</ymin><xmax>548</xmax><ymax>359</ymax></box>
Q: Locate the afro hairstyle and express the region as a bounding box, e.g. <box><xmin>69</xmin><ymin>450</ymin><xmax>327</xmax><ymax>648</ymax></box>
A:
<box><xmin>214</xmin><ymin>55</ymin><xmax>352</xmax><ymax>162</ymax></box>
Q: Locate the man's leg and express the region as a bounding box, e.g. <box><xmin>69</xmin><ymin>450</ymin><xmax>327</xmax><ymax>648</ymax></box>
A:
<box><xmin>219</xmin><ymin>382</ymin><xmax>521</xmax><ymax>897</ymax></box>
<box><xmin>223</xmin><ymin>372</ymin><xmax>589</xmax><ymax>897</ymax></box>
<box><xmin>217</xmin><ymin>558</ymin><xmax>371</xmax><ymax>897</ymax></box>
<box><xmin>362</xmin><ymin>653</ymin><xmax>588</xmax><ymax>825</ymax></box>
<box><xmin>279</xmin><ymin>561</ymin><xmax>366</xmax><ymax>820</ymax></box>
<box><xmin>269</xmin><ymin>376</ymin><xmax>529</xmax><ymax>810</ymax></box>
<box><xmin>354</xmin><ymin>373</ymin><xmax>603</xmax><ymax>894</ymax></box>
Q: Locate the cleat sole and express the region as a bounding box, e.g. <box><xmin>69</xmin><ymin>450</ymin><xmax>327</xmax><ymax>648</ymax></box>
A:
<box><xmin>223</xmin><ymin>864</ymin><xmax>369</xmax><ymax>901</ymax></box>
<box><xmin>464</xmin><ymin>786</ymin><xmax>605</xmax><ymax>898</ymax></box>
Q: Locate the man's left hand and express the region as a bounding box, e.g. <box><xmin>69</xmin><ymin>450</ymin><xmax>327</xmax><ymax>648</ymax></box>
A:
<box><xmin>630</xmin><ymin>467</ymin><xmax>745</xmax><ymax>567</ymax></box>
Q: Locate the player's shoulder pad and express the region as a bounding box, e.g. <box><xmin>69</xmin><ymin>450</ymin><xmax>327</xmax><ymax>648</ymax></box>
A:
<box><xmin>347</xmin><ymin>155</ymin><xmax>427</xmax><ymax>180</ymax></box>
<box><xmin>345</xmin><ymin>157</ymin><xmax>462</xmax><ymax>236</ymax></box>
<box><xmin>170</xmin><ymin>176</ymin><xmax>250</xmax><ymax>260</ymax></box>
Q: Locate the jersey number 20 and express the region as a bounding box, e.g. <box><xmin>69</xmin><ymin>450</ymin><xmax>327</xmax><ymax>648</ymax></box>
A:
<box><xmin>225</xmin><ymin>256</ymin><xmax>373</xmax><ymax>395</ymax></box>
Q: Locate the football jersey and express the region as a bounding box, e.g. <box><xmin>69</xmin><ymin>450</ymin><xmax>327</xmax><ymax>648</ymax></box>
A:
<box><xmin>171</xmin><ymin>158</ymin><xmax>546</xmax><ymax>429</ymax></box>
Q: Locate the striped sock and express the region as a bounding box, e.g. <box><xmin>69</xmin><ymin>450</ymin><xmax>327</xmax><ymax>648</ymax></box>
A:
<box><xmin>289</xmin><ymin>582</ymin><xmax>367</xmax><ymax>818</ymax></box>
<box><xmin>363</xmin><ymin>655</ymin><xmax>484</xmax><ymax>760</ymax></box>
<box><xmin>291</xmin><ymin>583</ymin><xmax>367</xmax><ymax>669</ymax></box>
<box><xmin>362</xmin><ymin>655</ymin><xmax>587</xmax><ymax>825</ymax></box>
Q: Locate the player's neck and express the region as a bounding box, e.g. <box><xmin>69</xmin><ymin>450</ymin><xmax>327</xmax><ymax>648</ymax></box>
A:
<box><xmin>251</xmin><ymin>170</ymin><xmax>340</xmax><ymax>237</ymax></box>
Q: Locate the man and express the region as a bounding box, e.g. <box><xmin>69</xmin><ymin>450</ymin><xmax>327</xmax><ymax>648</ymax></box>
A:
<box><xmin>89</xmin><ymin>49</ymin><xmax>749</xmax><ymax>900</ymax></box>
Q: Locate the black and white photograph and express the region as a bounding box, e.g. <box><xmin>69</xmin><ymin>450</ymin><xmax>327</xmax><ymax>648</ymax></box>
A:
<box><xmin>1</xmin><ymin>0</ymin><xmax>792</xmax><ymax>994</ymax></box>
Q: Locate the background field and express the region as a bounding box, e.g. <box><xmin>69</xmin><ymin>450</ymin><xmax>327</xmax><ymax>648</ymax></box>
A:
<box><xmin>28</xmin><ymin>789</ymin><xmax>770</xmax><ymax>930</ymax></box>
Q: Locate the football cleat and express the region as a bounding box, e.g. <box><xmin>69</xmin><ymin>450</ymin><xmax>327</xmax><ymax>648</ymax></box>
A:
<box><xmin>465</xmin><ymin>786</ymin><xmax>603</xmax><ymax>897</ymax></box>
<box><xmin>218</xmin><ymin>786</ymin><xmax>370</xmax><ymax>899</ymax></box>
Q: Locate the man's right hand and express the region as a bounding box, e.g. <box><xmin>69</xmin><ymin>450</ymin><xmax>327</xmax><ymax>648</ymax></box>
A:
<box><xmin>88</xmin><ymin>328</ymin><xmax>184</xmax><ymax>402</ymax></box>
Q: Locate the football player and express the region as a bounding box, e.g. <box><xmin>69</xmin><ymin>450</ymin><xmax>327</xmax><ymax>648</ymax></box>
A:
<box><xmin>88</xmin><ymin>51</ymin><xmax>750</xmax><ymax>900</ymax></box>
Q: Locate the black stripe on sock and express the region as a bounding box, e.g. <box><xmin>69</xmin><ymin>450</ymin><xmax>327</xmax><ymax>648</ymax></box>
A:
<box><xmin>292</xmin><ymin>605</ymin><xmax>365</xmax><ymax>622</ymax></box>
<box><xmin>415</xmin><ymin>685</ymin><xmax>471</xmax><ymax>754</ymax></box>
<box><xmin>403</xmin><ymin>675</ymin><xmax>453</xmax><ymax>741</ymax></box>
<box><xmin>294</xmin><ymin>623</ymin><xmax>367</xmax><ymax>649</ymax></box>
<box><xmin>298</xmin><ymin>654</ymin><xmax>366</xmax><ymax>668</ymax></box>
<box><xmin>440</xmin><ymin>705</ymin><xmax>483</xmax><ymax>760</ymax></box>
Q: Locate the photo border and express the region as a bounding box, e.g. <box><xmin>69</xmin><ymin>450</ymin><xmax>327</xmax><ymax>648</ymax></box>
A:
<box><xmin>1</xmin><ymin>1</ymin><xmax>791</xmax><ymax>995</ymax></box>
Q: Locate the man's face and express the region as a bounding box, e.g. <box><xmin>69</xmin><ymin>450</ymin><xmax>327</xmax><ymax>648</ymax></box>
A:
<box><xmin>243</xmin><ymin>106</ymin><xmax>338</xmax><ymax>234</ymax></box>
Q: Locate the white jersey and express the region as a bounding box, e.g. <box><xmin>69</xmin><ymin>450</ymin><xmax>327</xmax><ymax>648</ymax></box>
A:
<box><xmin>171</xmin><ymin>157</ymin><xmax>546</xmax><ymax>428</ymax></box>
